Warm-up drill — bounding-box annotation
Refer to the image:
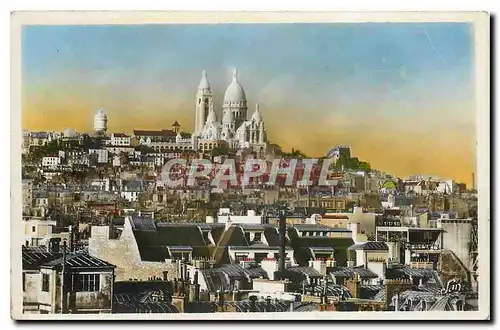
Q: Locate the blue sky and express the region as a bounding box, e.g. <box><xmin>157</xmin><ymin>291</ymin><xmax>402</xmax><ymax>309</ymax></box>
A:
<box><xmin>21</xmin><ymin>23</ymin><xmax>476</xmax><ymax>184</ymax></box>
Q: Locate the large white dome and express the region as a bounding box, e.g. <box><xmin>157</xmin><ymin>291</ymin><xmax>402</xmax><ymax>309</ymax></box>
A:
<box><xmin>223</xmin><ymin>69</ymin><xmax>246</xmax><ymax>102</ymax></box>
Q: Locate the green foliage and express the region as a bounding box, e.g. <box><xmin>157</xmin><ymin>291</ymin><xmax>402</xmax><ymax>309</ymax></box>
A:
<box><xmin>211</xmin><ymin>144</ymin><xmax>231</xmax><ymax>157</ymax></box>
<box><xmin>135</xmin><ymin>145</ymin><xmax>156</xmax><ymax>154</ymax></box>
<box><xmin>333</xmin><ymin>155</ymin><xmax>371</xmax><ymax>172</ymax></box>
<box><xmin>282</xmin><ymin>148</ymin><xmax>308</xmax><ymax>159</ymax></box>
<box><xmin>180</xmin><ymin>132</ymin><xmax>192</xmax><ymax>139</ymax></box>
<box><xmin>27</xmin><ymin>140</ymin><xmax>61</xmax><ymax>161</ymax></box>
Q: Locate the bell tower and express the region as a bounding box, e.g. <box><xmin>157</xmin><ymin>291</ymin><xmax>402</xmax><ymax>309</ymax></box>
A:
<box><xmin>195</xmin><ymin>70</ymin><xmax>213</xmax><ymax>136</ymax></box>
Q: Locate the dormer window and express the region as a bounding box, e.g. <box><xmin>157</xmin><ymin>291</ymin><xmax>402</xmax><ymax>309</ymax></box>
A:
<box><xmin>254</xmin><ymin>232</ymin><xmax>262</xmax><ymax>242</ymax></box>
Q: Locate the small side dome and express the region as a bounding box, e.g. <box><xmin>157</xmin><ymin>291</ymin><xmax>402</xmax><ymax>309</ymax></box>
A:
<box><xmin>251</xmin><ymin>104</ymin><xmax>263</xmax><ymax>123</ymax></box>
<box><xmin>206</xmin><ymin>109</ymin><xmax>217</xmax><ymax>123</ymax></box>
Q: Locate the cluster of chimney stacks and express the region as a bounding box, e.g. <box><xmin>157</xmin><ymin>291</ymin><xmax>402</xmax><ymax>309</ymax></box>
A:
<box><xmin>172</xmin><ymin>260</ymin><xmax>201</xmax><ymax>303</ymax></box>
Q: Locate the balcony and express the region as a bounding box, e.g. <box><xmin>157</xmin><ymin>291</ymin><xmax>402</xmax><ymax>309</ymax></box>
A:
<box><xmin>409</xmin><ymin>261</ymin><xmax>434</xmax><ymax>269</ymax></box>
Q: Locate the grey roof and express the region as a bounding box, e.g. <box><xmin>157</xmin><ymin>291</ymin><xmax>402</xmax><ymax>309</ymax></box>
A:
<box><xmin>309</xmin><ymin>246</ymin><xmax>335</xmax><ymax>252</ymax></box>
<box><xmin>360</xmin><ymin>285</ymin><xmax>385</xmax><ymax>299</ymax></box>
<box><xmin>22</xmin><ymin>250</ymin><xmax>62</xmax><ymax>271</ymax></box>
<box><xmin>166</xmin><ymin>246</ymin><xmax>193</xmax><ymax>251</ymax></box>
<box><xmin>374</xmin><ymin>289</ymin><xmax>386</xmax><ymax>301</ymax></box>
<box><xmin>132</xmin><ymin>220</ymin><xmax>217</xmax><ymax>261</ymax></box>
<box><xmin>114</xmin><ymin>295</ymin><xmax>179</xmax><ymax>313</ymax></box>
<box><xmin>226</xmin><ymin>300</ymin><xmax>292</xmax><ymax>312</ymax></box>
<box><xmin>156</xmin><ymin>222</ymin><xmax>225</xmax><ymax>230</ymax></box>
<box><xmin>305</xmin><ymin>284</ymin><xmax>352</xmax><ymax>299</ymax></box>
<box><xmin>287</xmin><ymin>266</ymin><xmax>323</xmax><ymax>278</ymax></box>
<box><xmin>348</xmin><ymin>241</ymin><xmax>389</xmax><ymax>251</ymax></box>
<box><xmin>238</xmin><ymin>224</ymin><xmax>268</xmax><ymax>230</ymax></box>
<box><xmin>386</xmin><ymin>265</ymin><xmax>442</xmax><ymax>284</ymax></box>
<box><xmin>329</xmin><ymin>266</ymin><xmax>379</xmax><ymax>279</ymax></box>
<box><xmin>130</xmin><ymin>216</ymin><xmax>156</xmax><ymax>231</ymax></box>
<box><xmin>293</xmin><ymin>302</ymin><xmax>318</xmax><ymax>312</ymax></box>
<box><xmin>40</xmin><ymin>252</ymin><xmax>116</xmax><ymax>270</ymax></box>
<box><xmin>390</xmin><ymin>290</ymin><xmax>439</xmax><ymax>307</ymax></box>
<box><xmin>427</xmin><ymin>295</ymin><xmax>452</xmax><ymax>311</ymax></box>
<box><xmin>201</xmin><ymin>264</ymin><xmax>268</xmax><ymax>292</ymax></box>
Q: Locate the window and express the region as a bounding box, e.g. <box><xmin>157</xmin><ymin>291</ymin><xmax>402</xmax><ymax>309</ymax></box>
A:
<box><xmin>42</xmin><ymin>273</ymin><xmax>50</xmax><ymax>292</ymax></box>
<box><xmin>22</xmin><ymin>273</ymin><xmax>26</xmax><ymax>291</ymax></box>
<box><xmin>31</xmin><ymin>226</ymin><xmax>35</xmax><ymax>233</ymax></box>
<box><xmin>72</xmin><ymin>274</ymin><xmax>100</xmax><ymax>292</ymax></box>
<box><xmin>254</xmin><ymin>232</ymin><xmax>262</xmax><ymax>242</ymax></box>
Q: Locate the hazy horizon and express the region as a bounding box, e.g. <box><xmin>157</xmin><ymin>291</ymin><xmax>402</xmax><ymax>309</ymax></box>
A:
<box><xmin>21</xmin><ymin>23</ymin><xmax>476</xmax><ymax>186</ymax></box>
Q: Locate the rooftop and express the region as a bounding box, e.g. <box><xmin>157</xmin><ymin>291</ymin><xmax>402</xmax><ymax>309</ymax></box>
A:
<box><xmin>133</xmin><ymin>129</ymin><xmax>177</xmax><ymax>137</ymax></box>
<box><xmin>40</xmin><ymin>252</ymin><xmax>116</xmax><ymax>270</ymax></box>
<box><xmin>348</xmin><ymin>241</ymin><xmax>389</xmax><ymax>251</ymax></box>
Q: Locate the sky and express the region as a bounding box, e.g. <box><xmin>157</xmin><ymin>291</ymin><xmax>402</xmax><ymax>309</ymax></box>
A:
<box><xmin>22</xmin><ymin>23</ymin><xmax>476</xmax><ymax>186</ymax></box>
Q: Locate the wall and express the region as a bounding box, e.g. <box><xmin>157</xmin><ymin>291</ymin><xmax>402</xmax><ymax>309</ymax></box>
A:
<box><xmin>89</xmin><ymin>219</ymin><xmax>176</xmax><ymax>281</ymax></box>
<box><xmin>37</xmin><ymin>268</ymin><xmax>55</xmax><ymax>313</ymax></box>
<box><xmin>366</xmin><ymin>261</ymin><xmax>386</xmax><ymax>280</ymax></box>
<box><xmin>326</xmin><ymin>207</ymin><xmax>376</xmax><ymax>235</ymax></box>
<box><xmin>227</xmin><ymin>248</ymin><xmax>294</xmax><ymax>265</ymax></box>
<box><xmin>252</xmin><ymin>279</ymin><xmax>288</xmax><ymax>293</ymax></box>
<box><xmin>441</xmin><ymin>221</ymin><xmax>472</xmax><ymax>267</ymax></box>
<box><xmin>23</xmin><ymin>271</ymin><xmax>40</xmax><ymax>311</ymax></box>
<box><xmin>217</xmin><ymin>212</ymin><xmax>262</xmax><ymax>225</ymax></box>
<box><xmin>355</xmin><ymin>250</ymin><xmax>388</xmax><ymax>267</ymax></box>
<box><xmin>69</xmin><ymin>271</ymin><xmax>113</xmax><ymax>313</ymax></box>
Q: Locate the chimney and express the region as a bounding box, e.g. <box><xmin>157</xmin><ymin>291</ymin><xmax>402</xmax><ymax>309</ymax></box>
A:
<box><xmin>278</xmin><ymin>209</ymin><xmax>287</xmax><ymax>276</ymax></box>
<box><xmin>60</xmin><ymin>240</ymin><xmax>67</xmax><ymax>314</ymax></box>
<box><xmin>194</xmin><ymin>271</ymin><xmax>199</xmax><ymax>285</ymax></box>
<box><xmin>384</xmin><ymin>279</ymin><xmax>413</xmax><ymax>310</ymax></box>
<box><xmin>194</xmin><ymin>271</ymin><xmax>200</xmax><ymax>301</ymax></box>
<box><xmin>189</xmin><ymin>284</ymin><xmax>197</xmax><ymax>302</ymax></box>
<box><xmin>173</xmin><ymin>279</ymin><xmax>178</xmax><ymax>295</ymax></box>
<box><xmin>345</xmin><ymin>273</ymin><xmax>360</xmax><ymax>298</ymax></box>
<box><xmin>265</xmin><ymin>296</ymin><xmax>272</xmax><ymax>312</ymax></box>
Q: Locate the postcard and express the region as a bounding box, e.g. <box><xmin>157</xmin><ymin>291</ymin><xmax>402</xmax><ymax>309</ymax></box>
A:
<box><xmin>10</xmin><ymin>11</ymin><xmax>490</xmax><ymax>320</ymax></box>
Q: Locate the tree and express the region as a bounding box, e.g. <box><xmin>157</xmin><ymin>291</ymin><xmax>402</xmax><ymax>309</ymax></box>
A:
<box><xmin>135</xmin><ymin>145</ymin><xmax>155</xmax><ymax>154</ymax></box>
<box><xmin>358</xmin><ymin>161</ymin><xmax>371</xmax><ymax>171</ymax></box>
<box><xmin>180</xmin><ymin>132</ymin><xmax>192</xmax><ymax>139</ymax></box>
<box><xmin>211</xmin><ymin>144</ymin><xmax>230</xmax><ymax>157</ymax></box>
<box><xmin>282</xmin><ymin>148</ymin><xmax>308</xmax><ymax>159</ymax></box>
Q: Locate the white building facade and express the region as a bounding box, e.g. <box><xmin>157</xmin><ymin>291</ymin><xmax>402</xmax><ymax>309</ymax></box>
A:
<box><xmin>196</xmin><ymin>69</ymin><xmax>268</xmax><ymax>156</ymax></box>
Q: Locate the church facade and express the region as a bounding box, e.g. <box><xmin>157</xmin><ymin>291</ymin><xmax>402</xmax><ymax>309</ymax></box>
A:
<box><xmin>194</xmin><ymin>69</ymin><xmax>268</xmax><ymax>156</ymax></box>
<box><xmin>132</xmin><ymin>69</ymin><xmax>269</xmax><ymax>158</ymax></box>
